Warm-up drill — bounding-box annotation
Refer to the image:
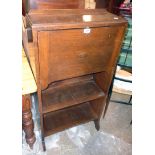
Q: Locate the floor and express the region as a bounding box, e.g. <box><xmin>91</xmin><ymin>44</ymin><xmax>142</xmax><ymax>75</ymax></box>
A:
<box><xmin>22</xmin><ymin>92</ymin><xmax>132</xmax><ymax>155</ymax></box>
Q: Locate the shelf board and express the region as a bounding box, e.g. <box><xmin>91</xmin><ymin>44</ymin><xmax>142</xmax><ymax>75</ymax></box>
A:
<box><xmin>43</xmin><ymin>102</ymin><xmax>98</xmax><ymax>137</ymax></box>
<box><xmin>42</xmin><ymin>79</ymin><xmax>105</xmax><ymax>113</ymax></box>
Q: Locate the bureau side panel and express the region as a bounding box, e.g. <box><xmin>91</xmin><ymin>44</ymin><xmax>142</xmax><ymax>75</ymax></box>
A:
<box><xmin>38</xmin><ymin>31</ymin><xmax>50</xmax><ymax>90</ymax></box>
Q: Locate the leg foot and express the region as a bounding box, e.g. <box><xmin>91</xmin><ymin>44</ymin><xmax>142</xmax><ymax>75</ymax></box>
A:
<box><xmin>94</xmin><ymin>119</ymin><xmax>100</xmax><ymax>131</ymax></box>
<box><xmin>42</xmin><ymin>137</ymin><xmax>46</xmax><ymax>151</ymax></box>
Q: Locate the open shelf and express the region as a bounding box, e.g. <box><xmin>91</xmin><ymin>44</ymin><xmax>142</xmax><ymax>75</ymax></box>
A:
<box><xmin>42</xmin><ymin>78</ymin><xmax>105</xmax><ymax>113</ymax></box>
<box><xmin>43</xmin><ymin>102</ymin><xmax>98</xmax><ymax>137</ymax></box>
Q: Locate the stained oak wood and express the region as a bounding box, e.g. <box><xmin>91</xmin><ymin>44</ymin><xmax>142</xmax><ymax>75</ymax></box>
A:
<box><xmin>38</xmin><ymin>26</ymin><xmax>124</xmax><ymax>89</ymax></box>
<box><xmin>28</xmin><ymin>8</ymin><xmax>107</xmax><ymax>14</ymax></box>
<box><xmin>42</xmin><ymin>77</ymin><xmax>105</xmax><ymax>113</ymax></box>
<box><xmin>26</xmin><ymin>9</ymin><xmax>127</xmax><ymax>30</ymax></box>
<box><xmin>95</xmin><ymin>0</ymin><xmax>108</xmax><ymax>8</ymax></box>
<box><xmin>22</xmin><ymin>0</ymin><xmax>85</xmax><ymax>15</ymax></box>
<box><xmin>22</xmin><ymin>9</ymin><xmax>127</xmax><ymax>151</ymax></box>
<box><xmin>43</xmin><ymin>102</ymin><xmax>98</xmax><ymax>136</ymax></box>
<box><xmin>26</xmin><ymin>0</ymin><xmax>85</xmax><ymax>11</ymax></box>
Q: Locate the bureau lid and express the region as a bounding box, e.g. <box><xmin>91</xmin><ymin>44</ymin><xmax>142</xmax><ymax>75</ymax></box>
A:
<box><xmin>26</xmin><ymin>9</ymin><xmax>127</xmax><ymax>30</ymax></box>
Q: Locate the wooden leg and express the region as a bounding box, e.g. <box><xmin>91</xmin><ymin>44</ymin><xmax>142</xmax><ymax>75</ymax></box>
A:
<box><xmin>22</xmin><ymin>95</ymin><xmax>36</xmax><ymax>149</ymax></box>
<box><xmin>40</xmin><ymin>115</ymin><xmax>46</xmax><ymax>151</ymax></box>
<box><xmin>103</xmin><ymin>95</ymin><xmax>110</xmax><ymax>118</ymax></box>
<box><xmin>42</xmin><ymin>136</ymin><xmax>46</xmax><ymax>151</ymax></box>
<box><xmin>94</xmin><ymin>119</ymin><xmax>100</xmax><ymax>131</ymax></box>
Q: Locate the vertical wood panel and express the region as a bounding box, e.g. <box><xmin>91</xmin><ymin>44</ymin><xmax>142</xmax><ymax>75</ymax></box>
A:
<box><xmin>28</xmin><ymin>0</ymin><xmax>85</xmax><ymax>10</ymax></box>
<box><xmin>38</xmin><ymin>31</ymin><xmax>49</xmax><ymax>90</ymax></box>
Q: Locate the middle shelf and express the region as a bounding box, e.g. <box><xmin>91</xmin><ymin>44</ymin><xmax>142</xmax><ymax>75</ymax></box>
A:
<box><xmin>42</xmin><ymin>76</ymin><xmax>105</xmax><ymax>113</ymax></box>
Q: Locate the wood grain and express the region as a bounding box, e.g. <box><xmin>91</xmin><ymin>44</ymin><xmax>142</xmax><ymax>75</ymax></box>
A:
<box><xmin>43</xmin><ymin>102</ymin><xmax>98</xmax><ymax>136</ymax></box>
<box><xmin>38</xmin><ymin>26</ymin><xmax>122</xmax><ymax>90</ymax></box>
<box><xmin>42</xmin><ymin>76</ymin><xmax>105</xmax><ymax>113</ymax></box>
<box><xmin>27</xmin><ymin>0</ymin><xmax>85</xmax><ymax>10</ymax></box>
<box><xmin>22</xmin><ymin>9</ymin><xmax>127</xmax><ymax>151</ymax></box>
<box><xmin>26</xmin><ymin>9</ymin><xmax>127</xmax><ymax>30</ymax></box>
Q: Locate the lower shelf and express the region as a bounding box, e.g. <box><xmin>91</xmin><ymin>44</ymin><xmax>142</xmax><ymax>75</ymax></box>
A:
<box><xmin>43</xmin><ymin>102</ymin><xmax>98</xmax><ymax>137</ymax></box>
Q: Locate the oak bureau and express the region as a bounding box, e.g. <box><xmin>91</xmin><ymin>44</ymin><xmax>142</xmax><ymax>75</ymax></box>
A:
<box><xmin>22</xmin><ymin>9</ymin><xmax>127</xmax><ymax>150</ymax></box>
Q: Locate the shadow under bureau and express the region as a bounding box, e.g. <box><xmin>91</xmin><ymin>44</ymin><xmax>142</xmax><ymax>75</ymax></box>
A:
<box><xmin>22</xmin><ymin>9</ymin><xmax>127</xmax><ymax>151</ymax></box>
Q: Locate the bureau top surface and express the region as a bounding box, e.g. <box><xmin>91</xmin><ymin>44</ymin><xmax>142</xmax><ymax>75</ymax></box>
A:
<box><xmin>26</xmin><ymin>9</ymin><xmax>127</xmax><ymax>30</ymax></box>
